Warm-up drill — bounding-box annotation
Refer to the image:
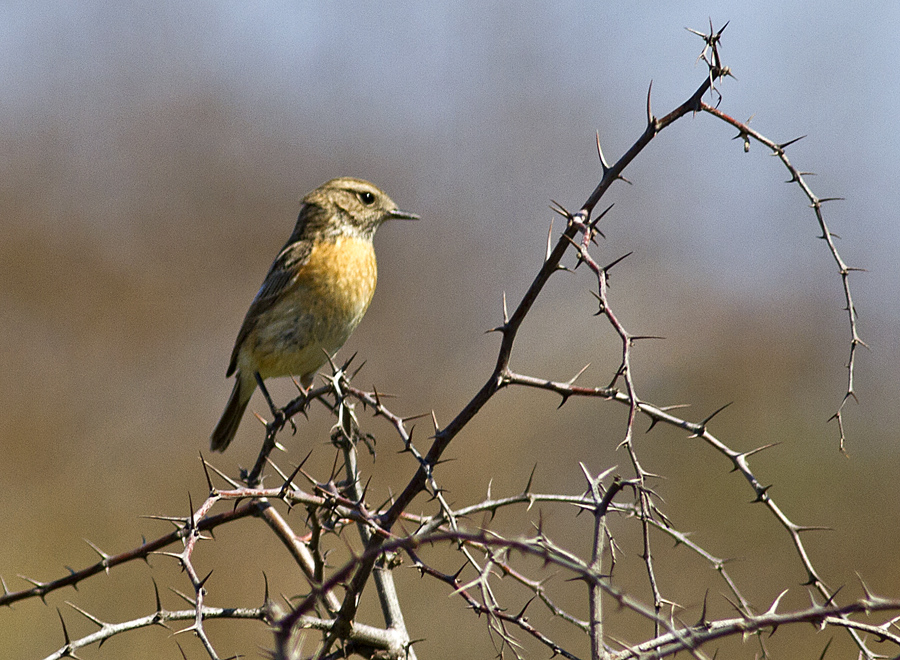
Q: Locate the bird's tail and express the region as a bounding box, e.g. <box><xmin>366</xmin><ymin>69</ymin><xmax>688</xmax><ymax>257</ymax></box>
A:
<box><xmin>210</xmin><ymin>374</ymin><xmax>254</xmax><ymax>452</ymax></box>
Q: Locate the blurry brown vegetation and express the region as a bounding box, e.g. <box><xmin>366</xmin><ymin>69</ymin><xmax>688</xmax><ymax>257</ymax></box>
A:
<box><xmin>2</xmin><ymin>7</ymin><xmax>900</xmax><ymax>660</ymax></box>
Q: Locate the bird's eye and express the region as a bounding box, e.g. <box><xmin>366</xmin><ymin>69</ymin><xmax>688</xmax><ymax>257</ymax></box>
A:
<box><xmin>358</xmin><ymin>191</ymin><xmax>376</xmax><ymax>205</ymax></box>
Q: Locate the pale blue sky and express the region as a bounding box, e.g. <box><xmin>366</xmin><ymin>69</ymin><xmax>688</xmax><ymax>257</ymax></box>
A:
<box><xmin>3</xmin><ymin>3</ymin><xmax>897</xmax><ymax>331</ymax></box>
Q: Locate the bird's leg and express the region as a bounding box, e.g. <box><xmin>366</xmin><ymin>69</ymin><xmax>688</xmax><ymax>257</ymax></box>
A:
<box><xmin>255</xmin><ymin>372</ymin><xmax>280</xmax><ymax>419</ymax></box>
<box><xmin>255</xmin><ymin>372</ymin><xmax>289</xmax><ymax>443</ymax></box>
<box><xmin>255</xmin><ymin>372</ymin><xmax>297</xmax><ymax>434</ymax></box>
<box><xmin>244</xmin><ymin>373</ymin><xmax>285</xmax><ymax>487</ymax></box>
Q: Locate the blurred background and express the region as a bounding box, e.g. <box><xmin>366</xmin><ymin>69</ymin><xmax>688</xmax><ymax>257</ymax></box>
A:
<box><xmin>2</xmin><ymin>3</ymin><xmax>898</xmax><ymax>658</ymax></box>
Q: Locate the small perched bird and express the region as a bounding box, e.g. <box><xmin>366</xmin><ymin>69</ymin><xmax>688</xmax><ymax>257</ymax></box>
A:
<box><xmin>211</xmin><ymin>177</ymin><xmax>418</xmax><ymax>452</ymax></box>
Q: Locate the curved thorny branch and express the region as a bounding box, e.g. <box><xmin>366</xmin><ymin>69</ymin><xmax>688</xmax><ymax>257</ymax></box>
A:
<box><xmin>7</xmin><ymin>22</ymin><xmax>884</xmax><ymax>660</ymax></box>
<box><xmin>699</xmin><ymin>102</ymin><xmax>864</xmax><ymax>451</ymax></box>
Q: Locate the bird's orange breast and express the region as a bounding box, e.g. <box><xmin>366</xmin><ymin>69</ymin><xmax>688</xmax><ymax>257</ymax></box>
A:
<box><xmin>241</xmin><ymin>234</ymin><xmax>378</xmax><ymax>381</ymax></box>
<box><xmin>298</xmin><ymin>234</ymin><xmax>378</xmax><ymax>321</ymax></box>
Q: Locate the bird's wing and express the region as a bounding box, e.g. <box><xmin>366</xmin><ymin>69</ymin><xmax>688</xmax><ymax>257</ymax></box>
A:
<box><xmin>226</xmin><ymin>240</ymin><xmax>313</xmax><ymax>376</ymax></box>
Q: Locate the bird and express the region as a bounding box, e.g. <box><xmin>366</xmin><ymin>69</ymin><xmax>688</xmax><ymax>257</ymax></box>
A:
<box><xmin>211</xmin><ymin>177</ymin><xmax>418</xmax><ymax>452</ymax></box>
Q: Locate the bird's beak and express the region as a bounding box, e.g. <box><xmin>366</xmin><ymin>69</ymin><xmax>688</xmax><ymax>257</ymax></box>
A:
<box><xmin>388</xmin><ymin>209</ymin><xmax>419</xmax><ymax>221</ymax></box>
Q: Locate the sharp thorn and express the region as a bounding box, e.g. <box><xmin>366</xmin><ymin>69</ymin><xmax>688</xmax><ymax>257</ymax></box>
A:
<box><xmin>778</xmin><ymin>135</ymin><xmax>807</xmax><ymax>150</ymax></box>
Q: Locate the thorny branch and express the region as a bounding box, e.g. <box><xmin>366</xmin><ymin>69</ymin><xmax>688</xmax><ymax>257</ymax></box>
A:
<box><xmin>292</xmin><ymin>27</ymin><xmax>736</xmax><ymax>660</ymax></box>
<box><xmin>6</xmin><ymin>21</ymin><xmax>881</xmax><ymax>660</ymax></box>
<box><xmin>700</xmin><ymin>101</ymin><xmax>865</xmax><ymax>451</ymax></box>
